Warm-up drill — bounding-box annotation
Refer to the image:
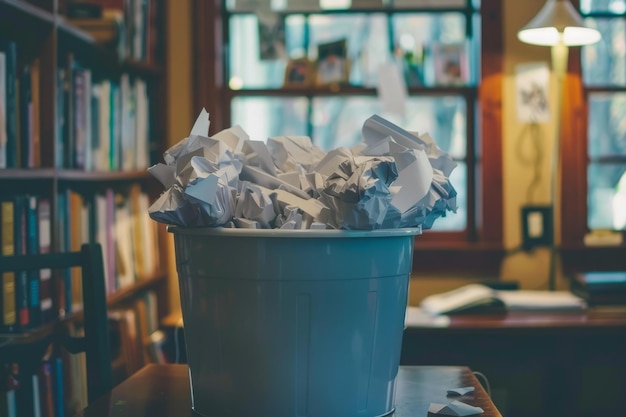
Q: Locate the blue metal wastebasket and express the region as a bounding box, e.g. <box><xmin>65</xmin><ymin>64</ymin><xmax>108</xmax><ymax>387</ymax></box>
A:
<box><xmin>168</xmin><ymin>226</ymin><xmax>421</xmax><ymax>417</ymax></box>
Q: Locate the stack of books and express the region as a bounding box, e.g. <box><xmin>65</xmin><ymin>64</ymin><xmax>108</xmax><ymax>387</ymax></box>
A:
<box><xmin>570</xmin><ymin>271</ymin><xmax>626</xmax><ymax>306</ymax></box>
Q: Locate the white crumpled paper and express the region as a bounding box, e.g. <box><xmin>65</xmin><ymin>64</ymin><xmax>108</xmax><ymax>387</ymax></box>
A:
<box><xmin>148</xmin><ymin>109</ymin><xmax>457</xmax><ymax>230</ymax></box>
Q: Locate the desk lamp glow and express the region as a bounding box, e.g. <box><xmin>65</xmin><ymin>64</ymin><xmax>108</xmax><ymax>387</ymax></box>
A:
<box><xmin>517</xmin><ymin>0</ymin><xmax>600</xmax><ymax>290</ymax></box>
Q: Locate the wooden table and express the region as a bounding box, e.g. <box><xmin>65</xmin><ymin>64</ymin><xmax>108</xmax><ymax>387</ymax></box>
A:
<box><xmin>401</xmin><ymin>308</ymin><xmax>626</xmax><ymax>417</ymax></box>
<box><xmin>76</xmin><ymin>364</ymin><xmax>501</xmax><ymax>417</ymax></box>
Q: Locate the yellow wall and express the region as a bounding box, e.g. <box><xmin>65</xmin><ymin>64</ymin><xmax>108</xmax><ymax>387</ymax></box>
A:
<box><xmin>500</xmin><ymin>0</ymin><xmax>568</xmax><ymax>291</ymax></box>
<box><xmin>165</xmin><ymin>0</ymin><xmax>193</xmax><ymax>313</ymax></box>
<box><xmin>164</xmin><ymin>1</ymin><xmax>574</xmax><ymax>311</ymax></box>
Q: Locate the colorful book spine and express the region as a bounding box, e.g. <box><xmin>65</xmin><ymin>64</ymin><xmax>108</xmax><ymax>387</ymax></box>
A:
<box><xmin>0</xmin><ymin>49</ymin><xmax>6</xmax><ymax>168</ymax></box>
<box><xmin>13</xmin><ymin>195</ymin><xmax>30</xmax><ymax>331</ymax></box>
<box><xmin>37</xmin><ymin>198</ymin><xmax>53</xmax><ymax>324</ymax></box>
<box><xmin>19</xmin><ymin>64</ymin><xmax>31</xmax><ymax>169</ymax></box>
<box><xmin>0</xmin><ymin>199</ymin><xmax>17</xmax><ymax>333</ymax></box>
<box><xmin>0</xmin><ymin>40</ymin><xmax>17</xmax><ymax>168</ymax></box>
<box><xmin>26</xmin><ymin>195</ymin><xmax>41</xmax><ymax>327</ymax></box>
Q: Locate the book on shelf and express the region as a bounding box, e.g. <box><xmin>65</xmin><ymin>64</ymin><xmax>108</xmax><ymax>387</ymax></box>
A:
<box><xmin>15</xmin><ymin>58</ymin><xmax>42</xmax><ymax>170</ymax></box>
<box><xmin>72</xmin><ymin>63</ymin><xmax>89</xmax><ymax>170</ymax></box>
<box><xmin>420</xmin><ymin>283</ymin><xmax>587</xmax><ymax>316</ymax></box>
<box><xmin>13</xmin><ymin>196</ymin><xmax>31</xmax><ymax>331</ymax></box>
<box><xmin>108</xmin><ymin>289</ymin><xmax>160</xmax><ymax>383</ymax></box>
<box><xmin>0</xmin><ymin>46</ymin><xmax>6</xmax><ymax>169</ymax></box>
<box><xmin>66</xmin><ymin>14</ymin><xmax>123</xmax><ymax>48</ymax></box>
<box><xmin>1</xmin><ymin>198</ymin><xmax>17</xmax><ymax>334</ymax></box>
<box><xmin>114</xmin><ymin>191</ymin><xmax>135</xmax><ymax>289</ymax></box>
<box><xmin>1</xmin><ymin>363</ymin><xmax>18</xmax><ymax>417</ymax></box>
<box><xmin>55</xmin><ymin>68</ymin><xmax>66</xmax><ymax>169</ymax></box>
<box><xmin>61</xmin><ymin>322</ymin><xmax>88</xmax><ymax>416</ymax></box>
<box><xmin>29</xmin><ymin>59</ymin><xmax>41</xmax><ymax>169</ymax></box>
<box><xmin>54</xmin><ymin>191</ymin><xmax>71</xmax><ymax>317</ymax></box>
<box><xmin>0</xmin><ymin>39</ymin><xmax>17</xmax><ymax>169</ymax></box>
<box><xmin>67</xmin><ymin>189</ymin><xmax>88</xmax><ymax>312</ymax></box>
<box><xmin>37</xmin><ymin>198</ymin><xmax>53</xmax><ymax>325</ymax></box>
<box><xmin>25</xmin><ymin>195</ymin><xmax>41</xmax><ymax>328</ymax></box>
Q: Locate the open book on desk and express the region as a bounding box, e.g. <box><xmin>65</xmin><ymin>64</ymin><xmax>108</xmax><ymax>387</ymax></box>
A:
<box><xmin>420</xmin><ymin>284</ymin><xmax>587</xmax><ymax>316</ymax></box>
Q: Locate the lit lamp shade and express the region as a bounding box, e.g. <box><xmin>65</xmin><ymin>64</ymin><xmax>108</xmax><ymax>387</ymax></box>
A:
<box><xmin>517</xmin><ymin>0</ymin><xmax>601</xmax><ymax>46</ymax></box>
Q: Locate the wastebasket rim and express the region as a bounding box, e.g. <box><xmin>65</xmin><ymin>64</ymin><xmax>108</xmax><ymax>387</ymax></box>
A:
<box><xmin>166</xmin><ymin>226</ymin><xmax>422</xmax><ymax>238</ymax></box>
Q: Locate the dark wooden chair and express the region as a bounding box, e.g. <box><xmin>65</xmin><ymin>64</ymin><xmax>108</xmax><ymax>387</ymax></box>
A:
<box><xmin>0</xmin><ymin>243</ymin><xmax>113</xmax><ymax>404</ymax></box>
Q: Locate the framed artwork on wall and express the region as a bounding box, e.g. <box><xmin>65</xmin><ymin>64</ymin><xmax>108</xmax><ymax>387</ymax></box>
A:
<box><xmin>316</xmin><ymin>39</ymin><xmax>350</xmax><ymax>85</ymax></box>
<box><xmin>284</xmin><ymin>58</ymin><xmax>314</xmax><ymax>86</ymax></box>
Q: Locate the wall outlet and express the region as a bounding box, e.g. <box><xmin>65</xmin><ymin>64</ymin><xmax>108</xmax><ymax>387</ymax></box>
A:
<box><xmin>521</xmin><ymin>205</ymin><xmax>553</xmax><ymax>250</ymax></box>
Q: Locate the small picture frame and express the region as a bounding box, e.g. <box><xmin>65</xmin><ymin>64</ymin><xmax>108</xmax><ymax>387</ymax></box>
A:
<box><xmin>284</xmin><ymin>58</ymin><xmax>314</xmax><ymax>87</ymax></box>
<box><xmin>315</xmin><ymin>39</ymin><xmax>350</xmax><ymax>86</ymax></box>
<box><xmin>431</xmin><ymin>42</ymin><xmax>468</xmax><ymax>86</ymax></box>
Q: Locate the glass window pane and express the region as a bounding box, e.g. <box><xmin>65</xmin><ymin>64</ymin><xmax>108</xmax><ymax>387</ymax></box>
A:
<box><xmin>588</xmin><ymin>163</ymin><xmax>626</xmax><ymax>230</ymax></box>
<box><xmin>582</xmin><ymin>18</ymin><xmax>626</xmax><ymax>86</ymax></box>
<box><xmin>392</xmin><ymin>13</ymin><xmax>472</xmax><ymax>86</ymax></box>
<box><xmin>580</xmin><ymin>0</ymin><xmax>626</xmax><ymax>14</ymax></box>
<box><xmin>308</xmin><ymin>13</ymin><xmax>390</xmax><ymax>87</ymax></box>
<box><xmin>588</xmin><ymin>93</ymin><xmax>626</xmax><ymax>157</ymax></box>
<box><xmin>430</xmin><ymin>161</ymin><xmax>466</xmax><ymax>231</ymax></box>
<box><xmin>311</xmin><ymin>95</ymin><xmax>466</xmax><ymax>157</ymax></box>
<box><xmin>229</xmin><ymin>14</ymin><xmax>305</xmax><ymax>88</ymax></box>
<box><xmin>231</xmin><ymin>97</ymin><xmax>309</xmax><ymax>140</ymax></box>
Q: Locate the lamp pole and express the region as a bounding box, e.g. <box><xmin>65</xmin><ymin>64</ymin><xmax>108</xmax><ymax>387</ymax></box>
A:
<box><xmin>548</xmin><ymin>39</ymin><xmax>568</xmax><ymax>291</ymax></box>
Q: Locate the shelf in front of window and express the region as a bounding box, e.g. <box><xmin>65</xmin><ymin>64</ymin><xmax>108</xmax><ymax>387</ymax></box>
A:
<box><xmin>228</xmin><ymin>85</ymin><xmax>477</xmax><ymax>97</ymax></box>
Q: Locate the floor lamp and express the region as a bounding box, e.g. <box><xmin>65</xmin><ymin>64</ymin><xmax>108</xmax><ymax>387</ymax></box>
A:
<box><xmin>517</xmin><ymin>0</ymin><xmax>601</xmax><ymax>290</ymax></box>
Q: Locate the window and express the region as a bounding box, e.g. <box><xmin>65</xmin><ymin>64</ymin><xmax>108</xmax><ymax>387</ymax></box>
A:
<box><xmin>193</xmin><ymin>0</ymin><xmax>504</xmax><ymax>274</ymax></box>
<box><xmin>560</xmin><ymin>0</ymin><xmax>626</xmax><ymax>271</ymax></box>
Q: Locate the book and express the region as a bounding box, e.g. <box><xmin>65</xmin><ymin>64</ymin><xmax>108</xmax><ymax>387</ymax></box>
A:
<box><xmin>29</xmin><ymin>59</ymin><xmax>41</xmax><ymax>168</ymax></box>
<box><xmin>570</xmin><ymin>271</ymin><xmax>626</xmax><ymax>306</ymax></box>
<box><xmin>0</xmin><ymin>40</ymin><xmax>17</xmax><ymax>168</ymax></box>
<box><xmin>1</xmin><ymin>198</ymin><xmax>18</xmax><ymax>333</ymax></box>
<box><xmin>18</xmin><ymin>63</ymin><xmax>31</xmax><ymax>168</ymax></box>
<box><xmin>420</xmin><ymin>283</ymin><xmax>587</xmax><ymax>316</ymax></box>
<box><xmin>67</xmin><ymin>189</ymin><xmax>86</xmax><ymax>312</ymax></box>
<box><xmin>38</xmin><ymin>361</ymin><xmax>54</xmax><ymax>417</ymax></box>
<box><xmin>1</xmin><ymin>363</ymin><xmax>18</xmax><ymax>417</ymax></box>
<box><xmin>72</xmin><ymin>63</ymin><xmax>87</xmax><ymax>170</ymax></box>
<box><xmin>25</xmin><ymin>195</ymin><xmax>41</xmax><ymax>328</ymax></box>
<box><xmin>13</xmin><ymin>195</ymin><xmax>31</xmax><ymax>331</ymax></box>
<box><xmin>37</xmin><ymin>198</ymin><xmax>53</xmax><ymax>324</ymax></box>
<box><xmin>0</xmin><ymin>49</ymin><xmax>6</xmax><ymax>168</ymax></box>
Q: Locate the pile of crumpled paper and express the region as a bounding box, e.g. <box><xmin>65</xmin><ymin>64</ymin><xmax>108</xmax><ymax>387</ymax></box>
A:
<box><xmin>148</xmin><ymin>109</ymin><xmax>457</xmax><ymax>230</ymax></box>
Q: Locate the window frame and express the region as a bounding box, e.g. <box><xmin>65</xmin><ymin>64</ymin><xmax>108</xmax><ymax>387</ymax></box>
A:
<box><xmin>560</xmin><ymin>0</ymin><xmax>626</xmax><ymax>273</ymax></box>
<box><xmin>192</xmin><ymin>0</ymin><xmax>504</xmax><ymax>275</ymax></box>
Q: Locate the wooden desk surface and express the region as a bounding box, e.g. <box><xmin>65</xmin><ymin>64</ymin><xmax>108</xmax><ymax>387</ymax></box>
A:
<box><xmin>402</xmin><ymin>308</ymin><xmax>626</xmax><ymax>417</ymax></box>
<box><xmin>76</xmin><ymin>364</ymin><xmax>501</xmax><ymax>417</ymax></box>
<box><xmin>405</xmin><ymin>307</ymin><xmax>626</xmax><ymax>335</ymax></box>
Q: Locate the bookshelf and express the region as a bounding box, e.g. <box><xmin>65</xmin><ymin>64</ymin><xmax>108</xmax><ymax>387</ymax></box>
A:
<box><xmin>0</xmin><ymin>0</ymin><xmax>168</xmax><ymax>416</ymax></box>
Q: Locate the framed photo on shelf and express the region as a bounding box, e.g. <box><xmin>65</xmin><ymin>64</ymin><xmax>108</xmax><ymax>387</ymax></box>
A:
<box><xmin>315</xmin><ymin>39</ymin><xmax>350</xmax><ymax>86</ymax></box>
<box><xmin>284</xmin><ymin>58</ymin><xmax>314</xmax><ymax>87</ymax></box>
<box><xmin>431</xmin><ymin>42</ymin><xmax>468</xmax><ymax>86</ymax></box>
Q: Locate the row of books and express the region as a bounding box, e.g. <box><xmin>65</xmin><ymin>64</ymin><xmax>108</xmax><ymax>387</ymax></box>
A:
<box><xmin>0</xmin><ymin>39</ymin><xmax>40</xmax><ymax>170</ymax></box>
<box><xmin>66</xmin><ymin>0</ymin><xmax>160</xmax><ymax>64</ymax></box>
<box><xmin>0</xmin><ymin>289</ymin><xmax>162</xmax><ymax>417</ymax></box>
<box><xmin>56</xmin><ymin>56</ymin><xmax>151</xmax><ymax>171</ymax></box>
<box><xmin>0</xmin><ymin>38</ymin><xmax>151</xmax><ymax>171</ymax></box>
<box><xmin>0</xmin><ymin>195</ymin><xmax>53</xmax><ymax>333</ymax></box>
<box><xmin>0</xmin><ymin>185</ymin><xmax>159</xmax><ymax>334</ymax></box>
<box><xmin>58</xmin><ymin>185</ymin><xmax>161</xmax><ymax>309</ymax></box>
